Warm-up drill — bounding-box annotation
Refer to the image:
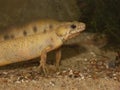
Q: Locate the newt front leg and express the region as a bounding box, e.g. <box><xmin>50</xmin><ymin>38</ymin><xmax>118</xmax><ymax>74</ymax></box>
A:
<box><xmin>39</xmin><ymin>49</ymin><xmax>48</xmax><ymax>74</ymax></box>
<box><xmin>55</xmin><ymin>48</ymin><xmax>61</xmax><ymax>70</ymax></box>
<box><xmin>39</xmin><ymin>48</ymin><xmax>61</xmax><ymax>74</ymax></box>
<box><xmin>39</xmin><ymin>47</ymin><xmax>61</xmax><ymax>74</ymax></box>
<box><xmin>39</xmin><ymin>45</ymin><xmax>55</xmax><ymax>74</ymax></box>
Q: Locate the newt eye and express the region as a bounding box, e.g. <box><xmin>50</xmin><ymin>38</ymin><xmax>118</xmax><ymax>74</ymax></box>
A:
<box><xmin>70</xmin><ymin>24</ymin><xmax>76</xmax><ymax>29</ymax></box>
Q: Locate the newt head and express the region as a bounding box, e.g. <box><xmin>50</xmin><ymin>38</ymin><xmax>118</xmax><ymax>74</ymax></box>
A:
<box><xmin>55</xmin><ymin>22</ymin><xmax>86</xmax><ymax>41</ymax></box>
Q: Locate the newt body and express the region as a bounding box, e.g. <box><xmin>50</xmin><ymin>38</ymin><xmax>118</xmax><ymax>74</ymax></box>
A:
<box><xmin>0</xmin><ymin>22</ymin><xmax>85</xmax><ymax>73</ymax></box>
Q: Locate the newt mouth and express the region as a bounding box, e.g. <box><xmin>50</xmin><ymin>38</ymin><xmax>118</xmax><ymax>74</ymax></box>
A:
<box><xmin>68</xmin><ymin>32</ymin><xmax>80</xmax><ymax>39</ymax></box>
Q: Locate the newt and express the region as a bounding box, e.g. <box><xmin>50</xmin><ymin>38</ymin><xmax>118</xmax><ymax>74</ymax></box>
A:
<box><xmin>0</xmin><ymin>22</ymin><xmax>85</xmax><ymax>73</ymax></box>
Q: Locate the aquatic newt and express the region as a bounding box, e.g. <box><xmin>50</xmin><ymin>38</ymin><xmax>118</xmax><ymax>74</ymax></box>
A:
<box><xmin>0</xmin><ymin>22</ymin><xmax>85</xmax><ymax>73</ymax></box>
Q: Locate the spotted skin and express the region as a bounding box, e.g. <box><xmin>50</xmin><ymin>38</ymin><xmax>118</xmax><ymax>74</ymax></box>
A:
<box><xmin>0</xmin><ymin>19</ymin><xmax>60</xmax><ymax>42</ymax></box>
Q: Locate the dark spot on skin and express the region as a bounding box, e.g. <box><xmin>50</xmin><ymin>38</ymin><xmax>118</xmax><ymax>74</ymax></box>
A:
<box><xmin>4</xmin><ymin>35</ymin><xmax>9</xmax><ymax>40</ymax></box>
<box><xmin>11</xmin><ymin>35</ymin><xmax>14</xmax><ymax>39</ymax></box>
<box><xmin>43</xmin><ymin>29</ymin><xmax>46</xmax><ymax>33</ymax></box>
<box><xmin>23</xmin><ymin>30</ymin><xmax>27</xmax><ymax>36</ymax></box>
<box><xmin>51</xmin><ymin>38</ymin><xmax>54</xmax><ymax>42</ymax></box>
<box><xmin>49</xmin><ymin>25</ymin><xmax>53</xmax><ymax>29</ymax></box>
<box><xmin>33</xmin><ymin>26</ymin><xmax>37</xmax><ymax>33</ymax></box>
<box><xmin>71</xmin><ymin>24</ymin><xmax>76</xmax><ymax>29</ymax></box>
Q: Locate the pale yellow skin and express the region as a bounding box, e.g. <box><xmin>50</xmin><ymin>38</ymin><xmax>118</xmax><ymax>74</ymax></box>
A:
<box><xmin>0</xmin><ymin>31</ymin><xmax>62</xmax><ymax>66</ymax></box>
<box><xmin>0</xmin><ymin>22</ymin><xmax>85</xmax><ymax>73</ymax></box>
